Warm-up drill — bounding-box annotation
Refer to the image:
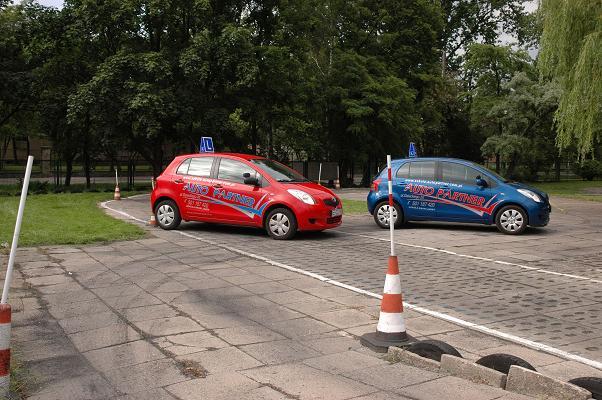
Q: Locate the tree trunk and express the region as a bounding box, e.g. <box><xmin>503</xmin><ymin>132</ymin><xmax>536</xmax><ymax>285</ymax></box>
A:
<box><xmin>12</xmin><ymin>137</ymin><xmax>17</xmax><ymax>162</ymax></box>
<box><xmin>83</xmin><ymin>147</ymin><xmax>91</xmax><ymax>188</ymax></box>
<box><xmin>495</xmin><ymin>153</ymin><xmax>500</xmax><ymax>173</ymax></box>
<box><xmin>251</xmin><ymin>119</ymin><xmax>258</xmax><ymax>154</ymax></box>
<box><xmin>267</xmin><ymin>120</ymin><xmax>273</xmax><ymax>158</ymax></box>
<box><xmin>64</xmin><ymin>156</ymin><xmax>73</xmax><ymax>187</ymax></box>
<box><xmin>554</xmin><ymin>155</ymin><xmax>561</xmax><ymax>181</ymax></box>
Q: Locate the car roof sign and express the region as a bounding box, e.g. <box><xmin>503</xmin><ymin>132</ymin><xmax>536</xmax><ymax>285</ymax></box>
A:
<box><xmin>200</xmin><ymin>137</ymin><xmax>214</xmax><ymax>153</ymax></box>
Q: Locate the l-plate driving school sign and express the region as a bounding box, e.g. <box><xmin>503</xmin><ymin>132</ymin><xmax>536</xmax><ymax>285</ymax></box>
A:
<box><xmin>408</xmin><ymin>142</ymin><xmax>417</xmax><ymax>158</ymax></box>
<box><xmin>200</xmin><ymin>137</ymin><xmax>215</xmax><ymax>153</ymax></box>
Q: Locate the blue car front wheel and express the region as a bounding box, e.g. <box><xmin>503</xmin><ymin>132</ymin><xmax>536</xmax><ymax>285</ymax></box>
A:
<box><xmin>373</xmin><ymin>201</ymin><xmax>403</xmax><ymax>229</ymax></box>
<box><xmin>495</xmin><ymin>205</ymin><xmax>527</xmax><ymax>235</ymax></box>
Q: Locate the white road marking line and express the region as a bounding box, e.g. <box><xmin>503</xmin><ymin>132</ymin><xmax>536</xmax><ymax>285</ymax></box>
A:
<box><xmin>335</xmin><ymin>230</ymin><xmax>602</xmax><ymax>284</ymax></box>
<box><xmin>100</xmin><ymin>199</ymin><xmax>602</xmax><ymax>371</ymax></box>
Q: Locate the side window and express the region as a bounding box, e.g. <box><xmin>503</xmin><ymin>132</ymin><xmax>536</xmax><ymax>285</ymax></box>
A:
<box><xmin>187</xmin><ymin>157</ymin><xmax>214</xmax><ymax>177</ymax></box>
<box><xmin>176</xmin><ymin>158</ymin><xmax>191</xmax><ymax>175</ymax></box>
<box><xmin>441</xmin><ymin>162</ymin><xmax>486</xmax><ymax>186</ymax></box>
<box><xmin>396</xmin><ymin>163</ymin><xmax>410</xmax><ymax>178</ymax></box>
<box><xmin>408</xmin><ymin>161</ymin><xmax>435</xmax><ymax>180</ymax></box>
<box><xmin>218</xmin><ymin>158</ymin><xmax>257</xmax><ymax>184</ymax></box>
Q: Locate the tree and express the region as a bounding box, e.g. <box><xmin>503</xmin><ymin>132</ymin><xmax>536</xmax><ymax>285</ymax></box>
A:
<box><xmin>539</xmin><ymin>0</ymin><xmax>602</xmax><ymax>158</ymax></box>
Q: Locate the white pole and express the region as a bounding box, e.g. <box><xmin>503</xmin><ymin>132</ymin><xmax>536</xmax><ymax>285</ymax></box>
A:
<box><xmin>387</xmin><ymin>155</ymin><xmax>395</xmax><ymax>256</ymax></box>
<box><xmin>2</xmin><ymin>156</ymin><xmax>34</xmax><ymax>304</ymax></box>
<box><xmin>318</xmin><ymin>163</ymin><xmax>322</xmax><ymax>185</ymax></box>
<box><xmin>115</xmin><ymin>168</ymin><xmax>119</xmax><ymax>187</ymax></box>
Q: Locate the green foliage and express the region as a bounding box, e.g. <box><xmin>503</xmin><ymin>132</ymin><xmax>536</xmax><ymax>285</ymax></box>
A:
<box><xmin>539</xmin><ymin>0</ymin><xmax>602</xmax><ymax>157</ymax></box>
<box><xmin>573</xmin><ymin>160</ymin><xmax>602</xmax><ymax>181</ymax></box>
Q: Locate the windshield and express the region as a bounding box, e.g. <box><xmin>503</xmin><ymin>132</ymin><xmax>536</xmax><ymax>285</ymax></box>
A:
<box><xmin>469</xmin><ymin>162</ymin><xmax>510</xmax><ymax>183</ymax></box>
<box><xmin>250</xmin><ymin>159</ymin><xmax>308</xmax><ymax>182</ymax></box>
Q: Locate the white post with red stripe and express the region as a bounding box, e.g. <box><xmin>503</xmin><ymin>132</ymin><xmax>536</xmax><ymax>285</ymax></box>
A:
<box><xmin>1</xmin><ymin>155</ymin><xmax>33</xmax><ymax>394</ymax></box>
<box><xmin>361</xmin><ymin>155</ymin><xmax>412</xmax><ymax>352</ymax></box>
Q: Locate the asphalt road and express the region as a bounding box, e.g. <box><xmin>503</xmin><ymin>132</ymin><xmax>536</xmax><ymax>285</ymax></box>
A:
<box><xmin>106</xmin><ymin>194</ymin><xmax>602</xmax><ymax>367</ymax></box>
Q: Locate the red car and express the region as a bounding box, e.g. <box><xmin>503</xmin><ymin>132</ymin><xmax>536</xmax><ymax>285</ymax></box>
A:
<box><xmin>150</xmin><ymin>153</ymin><xmax>343</xmax><ymax>239</ymax></box>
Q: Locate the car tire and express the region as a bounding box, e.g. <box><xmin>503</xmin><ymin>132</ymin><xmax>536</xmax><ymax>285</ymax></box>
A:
<box><xmin>373</xmin><ymin>201</ymin><xmax>403</xmax><ymax>229</ymax></box>
<box><xmin>155</xmin><ymin>199</ymin><xmax>181</xmax><ymax>230</ymax></box>
<box><xmin>495</xmin><ymin>205</ymin><xmax>527</xmax><ymax>235</ymax></box>
<box><xmin>265</xmin><ymin>208</ymin><xmax>297</xmax><ymax>240</ymax></box>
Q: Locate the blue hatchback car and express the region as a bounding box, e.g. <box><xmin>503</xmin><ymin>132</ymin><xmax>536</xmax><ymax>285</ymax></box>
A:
<box><xmin>367</xmin><ymin>158</ymin><xmax>551</xmax><ymax>234</ymax></box>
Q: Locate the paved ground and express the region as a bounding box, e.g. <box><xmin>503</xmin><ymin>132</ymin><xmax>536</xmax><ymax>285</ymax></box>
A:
<box><xmin>105</xmin><ymin>193</ymin><xmax>602</xmax><ymax>366</ymax></box>
<box><xmin>2</xmin><ymin>192</ymin><xmax>601</xmax><ymax>399</ymax></box>
<box><xmin>7</xmin><ymin>240</ymin><xmax>546</xmax><ymax>400</ymax></box>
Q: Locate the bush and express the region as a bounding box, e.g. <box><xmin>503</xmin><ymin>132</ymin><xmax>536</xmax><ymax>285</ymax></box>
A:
<box><xmin>574</xmin><ymin>160</ymin><xmax>602</xmax><ymax>181</ymax></box>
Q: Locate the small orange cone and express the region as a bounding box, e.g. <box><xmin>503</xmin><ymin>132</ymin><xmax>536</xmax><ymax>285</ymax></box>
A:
<box><xmin>114</xmin><ymin>185</ymin><xmax>121</xmax><ymax>200</ymax></box>
<box><xmin>361</xmin><ymin>255</ymin><xmax>413</xmax><ymax>352</ymax></box>
<box><xmin>149</xmin><ymin>214</ymin><xmax>157</xmax><ymax>226</ymax></box>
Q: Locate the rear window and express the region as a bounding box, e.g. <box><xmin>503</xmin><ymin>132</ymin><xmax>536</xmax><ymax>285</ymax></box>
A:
<box><xmin>407</xmin><ymin>161</ymin><xmax>435</xmax><ymax>180</ymax></box>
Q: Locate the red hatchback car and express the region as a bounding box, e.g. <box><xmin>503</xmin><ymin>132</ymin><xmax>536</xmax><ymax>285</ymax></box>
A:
<box><xmin>150</xmin><ymin>153</ymin><xmax>343</xmax><ymax>239</ymax></box>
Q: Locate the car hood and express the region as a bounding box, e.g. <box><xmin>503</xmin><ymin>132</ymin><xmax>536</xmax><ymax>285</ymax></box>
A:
<box><xmin>507</xmin><ymin>182</ymin><xmax>549</xmax><ymax>201</ymax></box>
<box><xmin>282</xmin><ymin>182</ymin><xmax>338</xmax><ymax>198</ymax></box>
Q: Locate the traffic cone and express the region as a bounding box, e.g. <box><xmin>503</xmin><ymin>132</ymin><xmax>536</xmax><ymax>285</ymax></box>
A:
<box><xmin>360</xmin><ymin>255</ymin><xmax>413</xmax><ymax>352</ymax></box>
<box><xmin>114</xmin><ymin>185</ymin><xmax>121</xmax><ymax>200</ymax></box>
<box><xmin>149</xmin><ymin>214</ymin><xmax>157</xmax><ymax>226</ymax></box>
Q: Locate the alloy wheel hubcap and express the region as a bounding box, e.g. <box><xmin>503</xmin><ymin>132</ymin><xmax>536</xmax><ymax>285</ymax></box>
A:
<box><xmin>377</xmin><ymin>205</ymin><xmax>397</xmax><ymax>226</ymax></box>
<box><xmin>158</xmin><ymin>204</ymin><xmax>175</xmax><ymax>226</ymax></box>
<box><xmin>500</xmin><ymin>209</ymin><xmax>523</xmax><ymax>231</ymax></box>
<box><xmin>269</xmin><ymin>213</ymin><xmax>290</xmax><ymax>236</ymax></box>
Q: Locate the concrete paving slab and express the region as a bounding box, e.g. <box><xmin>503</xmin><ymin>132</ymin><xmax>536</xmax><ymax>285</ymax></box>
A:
<box><xmin>266</xmin><ymin>317</ymin><xmax>338</xmax><ymax>338</ymax></box>
<box><xmin>243</xmin><ymin>363</ymin><xmax>378</xmax><ymax>400</ymax></box>
<box><xmin>83</xmin><ymin>340</ymin><xmax>166</xmax><ymax>371</ymax></box>
<box><xmin>314</xmin><ymin>309</ymin><xmax>376</xmax><ymax>329</ymax></box>
<box><xmin>47</xmin><ymin>299</ymin><xmax>111</xmax><ymax>320</ymax></box>
<box><xmin>241</xmin><ymin>339</ymin><xmax>322</xmax><ymax>364</ymax></box>
<box><xmin>213</xmin><ymin>324</ymin><xmax>286</xmax><ymax>345</ymax></box>
<box><xmin>103</xmin><ymin>359</ymin><xmax>188</xmax><ymax>394</ymax></box>
<box><xmin>397</xmin><ymin>375</ymin><xmax>507</xmax><ymax>400</ymax></box>
<box><xmin>157</xmin><ymin>331</ymin><xmax>229</xmax><ymax>355</ymax></box>
<box><xmin>112</xmin><ymin>388</ymin><xmax>178</xmax><ymax>400</ymax></box>
<box><xmin>27</xmin><ymin>374</ymin><xmax>118</xmax><ymax>400</ymax></box>
<box><xmin>343</xmin><ymin>362</ymin><xmax>443</xmax><ymax>392</ymax></box>
<box><xmin>121</xmin><ymin>304</ymin><xmax>179</xmax><ymax>322</ymax></box>
<box><xmin>176</xmin><ymin>346</ymin><xmax>263</xmax><ymax>373</ymax></box>
<box><xmin>58</xmin><ymin>311</ymin><xmax>122</xmax><ymax>334</ymax></box>
<box><xmin>133</xmin><ymin>316</ymin><xmax>204</xmax><ymax>336</ymax></box>
<box><xmin>68</xmin><ymin>323</ymin><xmax>142</xmax><ymax>352</ymax></box>
<box><xmin>303</xmin><ymin>350</ymin><xmax>387</xmax><ymax>374</ymax></box>
<box><xmin>166</xmin><ymin>372</ymin><xmax>261</xmax><ymax>400</ymax></box>
<box><xmin>103</xmin><ymin>293</ymin><xmax>163</xmax><ymax>309</ymax></box>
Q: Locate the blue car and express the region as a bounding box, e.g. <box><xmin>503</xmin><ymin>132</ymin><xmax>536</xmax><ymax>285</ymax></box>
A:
<box><xmin>367</xmin><ymin>158</ymin><xmax>551</xmax><ymax>234</ymax></box>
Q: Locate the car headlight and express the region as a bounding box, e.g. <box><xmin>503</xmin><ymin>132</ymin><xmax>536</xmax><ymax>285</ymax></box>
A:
<box><xmin>517</xmin><ymin>189</ymin><xmax>541</xmax><ymax>203</ymax></box>
<box><xmin>287</xmin><ymin>189</ymin><xmax>315</xmax><ymax>205</ymax></box>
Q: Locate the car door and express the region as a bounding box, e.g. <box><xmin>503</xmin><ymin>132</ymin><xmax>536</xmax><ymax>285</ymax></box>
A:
<box><xmin>395</xmin><ymin>160</ymin><xmax>438</xmax><ymax>219</ymax></box>
<box><xmin>211</xmin><ymin>157</ymin><xmax>269</xmax><ymax>225</ymax></box>
<box><xmin>435</xmin><ymin>161</ymin><xmax>494</xmax><ymax>222</ymax></box>
<box><xmin>179</xmin><ymin>156</ymin><xmax>216</xmax><ymax>220</ymax></box>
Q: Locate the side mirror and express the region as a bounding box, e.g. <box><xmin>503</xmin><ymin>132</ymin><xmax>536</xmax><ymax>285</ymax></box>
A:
<box><xmin>476</xmin><ymin>176</ymin><xmax>488</xmax><ymax>187</ymax></box>
<box><xmin>243</xmin><ymin>172</ymin><xmax>259</xmax><ymax>186</ymax></box>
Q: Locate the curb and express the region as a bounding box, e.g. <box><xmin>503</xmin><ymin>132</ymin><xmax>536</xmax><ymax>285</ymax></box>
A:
<box><xmin>387</xmin><ymin>347</ymin><xmax>440</xmax><ymax>372</ymax></box>
<box><xmin>389</xmin><ymin>347</ymin><xmax>595</xmax><ymax>400</ymax></box>
<box><xmin>506</xmin><ymin>365</ymin><xmax>593</xmax><ymax>400</ymax></box>
<box><xmin>440</xmin><ymin>354</ymin><xmax>506</xmax><ymax>388</ymax></box>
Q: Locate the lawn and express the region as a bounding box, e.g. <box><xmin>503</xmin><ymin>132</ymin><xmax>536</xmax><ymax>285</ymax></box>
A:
<box><xmin>0</xmin><ymin>192</ymin><xmax>145</xmax><ymax>247</ymax></box>
<box><xmin>529</xmin><ymin>180</ymin><xmax>602</xmax><ymax>202</ymax></box>
<box><xmin>342</xmin><ymin>198</ymin><xmax>369</xmax><ymax>215</ymax></box>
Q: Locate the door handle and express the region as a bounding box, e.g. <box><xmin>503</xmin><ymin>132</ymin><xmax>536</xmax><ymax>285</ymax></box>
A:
<box><xmin>213</xmin><ymin>184</ymin><xmax>222</xmax><ymax>189</ymax></box>
<box><xmin>173</xmin><ymin>179</ymin><xmax>184</xmax><ymax>184</ymax></box>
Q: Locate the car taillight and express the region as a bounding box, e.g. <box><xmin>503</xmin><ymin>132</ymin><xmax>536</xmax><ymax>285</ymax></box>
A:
<box><xmin>372</xmin><ymin>179</ymin><xmax>381</xmax><ymax>192</ymax></box>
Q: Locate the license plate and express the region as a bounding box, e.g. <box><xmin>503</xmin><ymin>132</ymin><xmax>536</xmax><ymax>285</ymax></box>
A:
<box><xmin>331</xmin><ymin>208</ymin><xmax>342</xmax><ymax>217</ymax></box>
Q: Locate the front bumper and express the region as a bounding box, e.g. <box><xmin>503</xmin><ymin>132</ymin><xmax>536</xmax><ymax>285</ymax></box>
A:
<box><xmin>528</xmin><ymin>203</ymin><xmax>551</xmax><ymax>227</ymax></box>
<box><xmin>296</xmin><ymin>205</ymin><xmax>343</xmax><ymax>231</ymax></box>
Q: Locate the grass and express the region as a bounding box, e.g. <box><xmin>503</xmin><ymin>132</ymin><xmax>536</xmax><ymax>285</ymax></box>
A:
<box><xmin>0</xmin><ymin>192</ymin><xmax>145</xmax><ymax>247</ymax></box>
<box><xmin>529</xmin><ymin>180</ymin><xmax>602</xmax><ymax>202</ymax></box>
<box><xmin>9</xmin><ymin>348</ymin><xmax>36</xmax><ymax>399</ymax></box>
<box><xmin>342</xmin><ymin>198</ymin><xmax>369</xmax><ymax>215</ymax></box>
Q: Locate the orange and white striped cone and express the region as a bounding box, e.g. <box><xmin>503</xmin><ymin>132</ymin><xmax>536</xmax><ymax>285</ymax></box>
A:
<box><xmin>149</xmin><ymin>214</ymin><xmax>157</xmax><ymax>226</ymax></box>
<box><xmin>360</xmin><ymin>256</ymin><xmax>413</xmax><ymax>352</ymax></box>
<box><xmin>361</xmin><ymin>154</ymin><xmax>413</xmax><ymax>352</ymax></box>
<box><xmin>0</xmin><ymin>304</ymin><xmax>11</xmax><ymax>395</ymax></box>
<box><xmin>114</xmin><ymin>185</ymin><xmax>121</xmax><ymax>201</ymax></box>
